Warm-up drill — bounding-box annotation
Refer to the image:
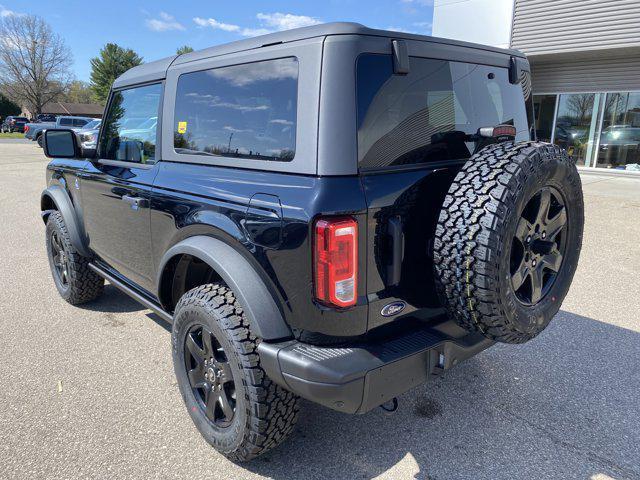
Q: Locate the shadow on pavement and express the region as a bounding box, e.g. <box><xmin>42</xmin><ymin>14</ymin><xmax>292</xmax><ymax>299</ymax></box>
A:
<box><xmin>242</xmin><ymin>311</ymin><xmax>640</xmax><ymax>480</ymax></box>
<box><xmin>81</xmin><ymin>284</ymin><xmax>146</xmax><ymax>314</ymax></box>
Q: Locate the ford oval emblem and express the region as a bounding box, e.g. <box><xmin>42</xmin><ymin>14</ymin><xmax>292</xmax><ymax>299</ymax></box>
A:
<box><xmin>381</xmin><ymin>301</ymin><xmax>406</xmax><ymax>317</ymax></box>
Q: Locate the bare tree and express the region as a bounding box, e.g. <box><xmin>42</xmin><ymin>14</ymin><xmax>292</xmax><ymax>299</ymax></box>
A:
<box><xmin>0</xmin><ymin>14</ymin><xmax>72</xmax><ymax>115</ymax></box>
<box><xmin>566</xmin><ymin>94</ymin><xmax>594</xmax><ymax>123</ymax></box>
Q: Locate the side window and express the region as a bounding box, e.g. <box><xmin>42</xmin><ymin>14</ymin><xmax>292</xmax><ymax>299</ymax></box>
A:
<box><xmin>59</xmin><ymin>118</ymin><xmax>73</xmax><ymax>126</ymax></box>
<box><xmin>99</xmin><ymin>83</ymin><xmax>162</xmax><ymax>164</ymax></box>
<box><xmin>173</xmin><ymin>57</ymin><xmax>298</xmax><ymax>162</ymax></box>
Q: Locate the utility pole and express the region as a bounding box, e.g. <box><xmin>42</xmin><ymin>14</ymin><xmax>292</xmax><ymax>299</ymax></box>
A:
<box><xmin>227</xmin><ymin>132</ymin><xmax>234</xmax><ymax>153</ymax></box>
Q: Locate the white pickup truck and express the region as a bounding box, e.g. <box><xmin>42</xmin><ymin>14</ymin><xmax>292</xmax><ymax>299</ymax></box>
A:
<box><xmin>24</xmin><ymin>116</ymin><xmax>95</xmax><ymax>147</ymax></box>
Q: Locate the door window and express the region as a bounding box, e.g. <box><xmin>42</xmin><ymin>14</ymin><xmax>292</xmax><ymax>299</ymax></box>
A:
<box><xmin>173</xmin><ymin>57</ymin><xmax>298</xmax><ymax>162</ymax></box>
<box><xmin>99</xmin><ymin>83</ymin><xmax>162</xmax><ymax>164</ymax></box>
<box><xmin>59</xmin><ymin>118</ymin><xmax>73</xmax><ymax>126</ymax></box>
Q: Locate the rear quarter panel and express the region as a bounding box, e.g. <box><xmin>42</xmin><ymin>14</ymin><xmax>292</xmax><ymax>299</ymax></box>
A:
<box><xmin>151</xmin><ymin>162</ymin><xmax>369</xmax><ymax>336</ymax></box>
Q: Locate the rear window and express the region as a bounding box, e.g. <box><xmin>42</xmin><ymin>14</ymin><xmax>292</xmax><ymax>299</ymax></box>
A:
<box><xmin>173</xmin><ymin>57</ymin><xmax>298</xmax><ymax>162</ymax></box>
<box><xmin>356</xmin><ymin>54</ymin><xmax>531</xmax><ymax>169</ymax></box>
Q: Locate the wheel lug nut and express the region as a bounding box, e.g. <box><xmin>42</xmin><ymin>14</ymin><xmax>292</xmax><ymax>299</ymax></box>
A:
<box><xmin>526</xmin><ymin>236</ymin><xmax>531</xmax><ymax>243</ymax></box>
<box><xmin>542</xmin><ymin>232</ymin><xmax>546</xmax><ymax>239</ymax></box>
<box><xmin>532</xmin><ymin>260</ymin><xmax>537</xmax><ymax>267</ymax></box>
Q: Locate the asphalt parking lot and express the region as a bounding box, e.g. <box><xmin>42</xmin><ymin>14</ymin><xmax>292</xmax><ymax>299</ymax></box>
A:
<box><xmin>1</xmin><ymin>138</ymin><xmax>639</xmax><ymax>480</ymax></box>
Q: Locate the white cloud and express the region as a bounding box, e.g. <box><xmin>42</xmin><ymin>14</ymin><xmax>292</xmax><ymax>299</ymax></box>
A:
<box><xmin>255</xmin><ymin>13</ymin><xmax>321</xmax><ymax>31</ymax></box>
<box><xmin>224</xmin><ymin>126</ymin><xmax>253</xmax><ymax>133</ymax></box>
<box><xmin>269</xmin><ymin>119</ymin><xmax>294</xmax><ymax>126</ymax></box>
<box><xmin>146</xmin><ymin>12</ymin><xmax>185</xmax><ymax>32</ymax></box>
<box><xmin>240</xmin><ymin>27</ymin><xmax>273</xmax><ymax>37</ymax></box>
<box><xmin>209</xmin><ymin>57</ymin><xmax>298</xmax><ymax>86</ymax></box>
<box><xmin>194</xmin><ymin>12</ymin><xmax>321</xmax><ymax>38</ymax></box>
<box><xmin>0</xmin><ymin>4</ymin><xmax>23</xmax><ymax>17</ymax></box>
<box><xmin>193</xmin><ymin>17</ymin><xmax>240</xmax><ymax>33</ymax></box>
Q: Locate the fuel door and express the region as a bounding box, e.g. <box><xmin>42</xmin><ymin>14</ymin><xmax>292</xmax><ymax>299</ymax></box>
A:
<box><xmin>243</xmin><ymin>193</ymin><xmax>283</xmax><ymax>249</ymax></box>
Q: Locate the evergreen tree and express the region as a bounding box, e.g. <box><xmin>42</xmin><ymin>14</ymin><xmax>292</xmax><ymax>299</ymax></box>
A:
<box><xmin>0</xmin><ymin>94</ymin><xmax>20</xmax><ymax>119</ymax></box>
<box><xmin>90</xmin><ymin>44</ymin><xmax>142</xmax><ymax>104</ymax></box>
<box><xmin>176</xmin><ymin>45</ymin><xmax>194</xmax><ymax>55</ymax></box>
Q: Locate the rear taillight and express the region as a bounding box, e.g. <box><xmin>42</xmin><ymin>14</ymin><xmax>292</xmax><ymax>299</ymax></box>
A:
<box><xmin>314</xmin><ymin>216</ymin><xmax>358</xmax><ymax>308</ymax></box>
<box><xmin>24</xmin><ymin>126</ymin><xmax>29</xmax><ymax>133</ymax></box>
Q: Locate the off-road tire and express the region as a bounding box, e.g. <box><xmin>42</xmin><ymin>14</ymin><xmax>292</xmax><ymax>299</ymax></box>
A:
<box><xmin>172</xmin><ymin>283</ymin><xmax>299</xmax><ymax>462</ymax></box>
<box><xmin>45</xmin><ymin>211</ymin><xmax>104</xmax><ymax>304</ymax></box>
<box><xmin>37</xmin><ymin>133</ymin><xmax>43</xmax><ymax>147</ymax></box>
<box><xmin>434</xmin><ymin>142</ymin><xmax>584</xmax><ymax>344</ymax></box>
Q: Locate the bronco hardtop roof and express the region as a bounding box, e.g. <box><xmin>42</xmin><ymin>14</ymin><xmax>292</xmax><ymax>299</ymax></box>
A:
<box><xmin>113</xmin><ymin>22</ymin><xmax>525</xmax><ymax>89</ymax></box>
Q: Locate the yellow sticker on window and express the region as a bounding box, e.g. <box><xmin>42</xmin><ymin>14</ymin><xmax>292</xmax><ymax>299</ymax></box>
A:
<box><xmin>177</xmin><ymin>121</ymin><xmax>187</xmax><ymax>134</ymax></box>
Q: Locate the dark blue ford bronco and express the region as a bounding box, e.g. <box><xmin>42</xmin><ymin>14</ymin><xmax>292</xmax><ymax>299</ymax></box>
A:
<box><xmin>40</xmin><ymin>23</ymin><xmax>584</xmax><ymax>461</ymax></box>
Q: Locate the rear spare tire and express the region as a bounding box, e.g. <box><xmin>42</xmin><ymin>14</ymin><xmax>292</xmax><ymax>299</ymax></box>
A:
<box><xmin>434</xmin><ymin>142</ymin><xmax>584</xmax><ymax>344</ymax></box>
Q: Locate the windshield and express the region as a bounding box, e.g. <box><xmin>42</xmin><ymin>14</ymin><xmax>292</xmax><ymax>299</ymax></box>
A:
<box><xmin>84</xmin><ymin>120</ymin><xmax>101</xmax><ymax>130</ymax></box>
<box><xmin>601</xmin><ymin>127</ymin><xmax>640</xmax><ymax>142</ymax></box>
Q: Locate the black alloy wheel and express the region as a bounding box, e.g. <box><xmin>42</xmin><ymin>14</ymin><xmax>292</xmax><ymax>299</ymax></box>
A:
<box><xmin>184</xmin><ymin>324</ymin><xmax>236</xmax><ymax>427</ymax></box>
<box><xmin>510</xmin><ymin>186</ymin><xmax>567</xmax><ymax>306</ymax></box>
<box><xmin>50</xmin><ymin>229</ymin><xmax>70</xmax><ymax>289</ymax></box>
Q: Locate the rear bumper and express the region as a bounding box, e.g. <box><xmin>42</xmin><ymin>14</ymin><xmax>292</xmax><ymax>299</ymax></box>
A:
<box><xmin>258</xmin><ymin>317</ymin><xmax>493</xmax><ymax>414</ymax></box>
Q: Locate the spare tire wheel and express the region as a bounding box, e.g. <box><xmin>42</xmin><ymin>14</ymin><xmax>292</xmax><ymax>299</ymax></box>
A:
<box><xmin>434</xmin><ymin>142</ymin><xmax>584</xmax><ymax>344</ymax></box>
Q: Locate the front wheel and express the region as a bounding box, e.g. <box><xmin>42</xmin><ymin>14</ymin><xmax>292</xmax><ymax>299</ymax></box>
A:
<box><xmin>172</xmin><ymin>283</ymin><xmax>299</xmax><ymax>462</ymax></box>
<box><xmin>45</xmin><ymin>212</ymin><xmax>104</xmax><ymax>304</ymax></box>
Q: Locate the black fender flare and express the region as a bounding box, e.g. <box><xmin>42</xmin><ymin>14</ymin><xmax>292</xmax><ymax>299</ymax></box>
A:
<box><xmin>41</xmin><ymin>186</ymin><xmax>91</xmax><ymax>257</ymax></box>
<box><xmin>158</xmin><ymin>236</ymin><xmax>292</xmax><ymax>341</ymax></box>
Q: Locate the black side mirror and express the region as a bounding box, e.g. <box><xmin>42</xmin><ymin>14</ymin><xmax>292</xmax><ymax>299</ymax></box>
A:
<box><xmin>43</xmin><ymin>129</ymin><xmax>96</xmax><ymax>159</ymax></box>
<box><xmin>43</xmin><ymin>129</ymin><xmax>79</xmax><ymax>158</ymax></box>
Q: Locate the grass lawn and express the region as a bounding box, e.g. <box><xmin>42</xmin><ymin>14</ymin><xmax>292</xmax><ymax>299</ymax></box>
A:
<box><xmin>0</xmin><ymin>132</ymin><xmax>26</xmax><ymax>139</ymax></box>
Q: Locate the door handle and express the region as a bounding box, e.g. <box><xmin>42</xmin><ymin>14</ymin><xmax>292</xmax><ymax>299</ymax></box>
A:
<box><xmin>121</xmin><ymin>195</ymin><xmax>144</xmax><ymax>210</ymax></box>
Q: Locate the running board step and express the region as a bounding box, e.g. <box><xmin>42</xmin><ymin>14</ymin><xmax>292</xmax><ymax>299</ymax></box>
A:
<box><xmin>88</xmin><ymin>263</ymin><xmax>173</xmax><ymax>324</ymax></box>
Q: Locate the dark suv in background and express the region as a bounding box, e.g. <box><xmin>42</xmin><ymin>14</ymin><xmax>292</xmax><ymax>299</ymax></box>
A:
<box><xmin>1</xmin><ymin>115</ymin><xmax>29</xmax><ymax>133</ymax></box>
<box><xmin>40</xmin><ymin>23</ymin><xmax>584</xmax><ymax>462</ymax></box>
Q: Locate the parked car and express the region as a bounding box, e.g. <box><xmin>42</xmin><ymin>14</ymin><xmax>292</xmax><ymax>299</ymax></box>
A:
<box><xmin>39</xmin><ymin>23</ymin><xmax>584</xmax><ymax>462</ymax></box>
<box><xmin>36</xmin><ymin>114</ymin><xmax>58</xmax><ymax>123</ymax></box>
<box><xmin>597</xmin><ymin>126</ymin><xmax>640</xmax><ymax>168</ymax></box>
<box><xmin>1</xmin><ymin>116</ymin><xmax>29</xmax><ymax>133</ymax></box>
<box><xmin>75</xmin><ymin>119</ymin><xmax>102</xmax><ymax>149</ymax></box>
<box><xmin>25</xmin><ymin>116</ymin><xmax>95</xmax><ymax>146</ymax></box>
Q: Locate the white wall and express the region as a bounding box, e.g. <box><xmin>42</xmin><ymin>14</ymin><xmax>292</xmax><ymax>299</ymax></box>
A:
<box><xmin>432</xmin><ymin>0</ymin><xmax>514</xmax><ymax>49</ymax></box>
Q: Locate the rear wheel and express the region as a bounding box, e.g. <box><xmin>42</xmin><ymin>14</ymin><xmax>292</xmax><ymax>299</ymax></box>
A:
<box><xmin>37</xmin><ymin>134</ymin><xmax>43</xmax><ymax>147</ymax></box>
<box><xmin>172</xmin><ymin>283</ymin><xmax>299</xmax><ymax>461</ymax></box>
<box><xmin>434</xmin><ymin>142</ymin><xmax>584</xmax><ymax>344</ymax></box>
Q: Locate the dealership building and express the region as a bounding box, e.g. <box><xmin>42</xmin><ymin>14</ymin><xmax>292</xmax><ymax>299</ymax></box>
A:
<box><xmin>433</xmin><ymin>0</ymin><xmax>640</xmax><ymax>172</ymax></box>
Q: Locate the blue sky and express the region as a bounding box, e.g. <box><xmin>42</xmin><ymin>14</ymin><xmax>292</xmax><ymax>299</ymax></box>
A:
<box><xmin>1</xmin><ymin>0</ymin><xmax>434</xmax><ymax>81</ymax></box>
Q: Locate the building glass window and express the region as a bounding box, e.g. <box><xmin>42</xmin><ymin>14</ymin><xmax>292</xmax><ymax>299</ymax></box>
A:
<box><xmin>596</xmin><ymin>92</ymin><xmax>640</xmax><ymax>170</ymax></box>
<box><xmin>553</xmin><ymin>93</ymin><xmax>600</xmax><ymax>166</ymax></box>
<box><xmin>533</xmin><ymin>94</ymin><xmax>557</xmax><ymax>142</ymax></box>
